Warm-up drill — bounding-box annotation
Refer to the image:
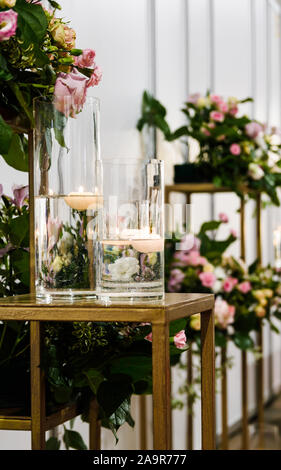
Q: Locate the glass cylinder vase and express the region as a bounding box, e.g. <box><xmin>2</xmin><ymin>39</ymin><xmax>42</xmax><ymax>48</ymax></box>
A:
<box><xmin>96</xmin><ymin>158</ymin><xmax>165</xmax><ymax>302</ymax></box>
<box><xmin>34</xmin><ymin>97</ymin><xmax>102</xmax><ymax>298</ymax></box>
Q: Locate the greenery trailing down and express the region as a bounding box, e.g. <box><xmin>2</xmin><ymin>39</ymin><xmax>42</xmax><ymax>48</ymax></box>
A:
<box><xmin>137</xmin><ymin>90</ymin><xmax>281</xmax><ymax>206</ymax></box>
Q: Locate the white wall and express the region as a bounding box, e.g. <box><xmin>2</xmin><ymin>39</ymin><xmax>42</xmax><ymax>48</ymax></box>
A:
<box><xmin>1</xmin><ymin>0</ymin><xmax>281</xmax><ymax>450</ymax></box>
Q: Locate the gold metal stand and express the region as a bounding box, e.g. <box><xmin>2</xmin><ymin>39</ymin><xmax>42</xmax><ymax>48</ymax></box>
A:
<box><xmin>165</xmin><ymin>183</ymin><xmax>262</xmax><ymax>450</ymax></box>
<box><xmin>0</xmin><ymin>293</ymin><xmax>215</xmax><ymax>450</ymax></box>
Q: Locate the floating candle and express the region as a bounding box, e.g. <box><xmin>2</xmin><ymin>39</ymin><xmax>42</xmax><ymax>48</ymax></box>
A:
<box><xmin>102</xmin><ymin>229</ymin><xmax>164</xmax><ymax>253</ymax></box>
<box><xmin>64</xmin><ymin>189</ymin><xmax>103</xmax><ymax>211</ymax></box>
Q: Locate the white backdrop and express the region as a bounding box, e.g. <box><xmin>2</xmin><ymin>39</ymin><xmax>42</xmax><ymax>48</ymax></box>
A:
<box><xmin>1</xmin><ymin>0</ymin><xmax>281</xmax><ymax>450</ymax></box>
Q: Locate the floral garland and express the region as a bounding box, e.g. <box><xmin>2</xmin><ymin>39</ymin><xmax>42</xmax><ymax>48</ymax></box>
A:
<box><xmin>166</xmin><ymin>214</ymin><xmax>281</xmax><ymax>350</ymax></box>
<box><xmin>0</xmin><ymin>0</ymin><xmax>101</xmax><ymax>172</ymax></box>
<box><xmin>137</xmin><ymin>90</ymin><xmax>281</xmax><ymax>205</ymax></box>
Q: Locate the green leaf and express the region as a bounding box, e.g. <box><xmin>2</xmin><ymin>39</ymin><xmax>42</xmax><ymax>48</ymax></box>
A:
<box><xmin>97</xmin><ymin>374</ymin><xmax>133</xmax><ymax>417</ymax></box>
<box><xmin>63</xmin><ymin>428</ymin><xmax>87</xmax><ymax>450</ymax></box>
<box><xmin>46</xmin><ymin>437</ymin><xmax>61</xmax><ymax>450</ymax></box>
<box><xmin>109</xmin><ymin>356</ymin><xmax>152</xmax><ymax>384</ymax></box>
<box><xmin>15</xmin><ymin>0</ymin><xmax>48</xmax><ymax>45</ymax></box>
<box><xmin>101</xmin><ymin>397</ymin><xmax>135</xmax><ymax>443</ymax></box>
<box><xmin>0</xmin><ymin>115</ymin><xmax>13</xmax><ymax>155</ymax></box>
<box><xmin>199</xmin><ymin>220</ymin><xmax>221</xmax><ymax>234</ymax></box>
<box><xmin>48</xmin><ymin>0</ymin><xmax>62</xmax><ymax>10</ymax></box>
<box><xmin>10</xmin><ymin>249</ymin><xmax>30</xmax><ymax>287</ymax></box>
<box><xmin>169</xmin><ymin>318</ymin><xmax>187</xmax><ymax>337</ymax></box>
<box><xmin>2</xmin><ymin>133</ymin><xmax>29</xmax><ymax>172</ymax></box>
<box><xmin>233</xmin><ymin>332</ymin><xmax>254</xmax><ymax>351</ymax></box>
<box><xmin>9</xmin><ymin>213</ymin><xmax>29</xmax><ymax>247</ymax></box>
<box><xmin>0</xmin><ymin>55</ymin><xmax>13</xmax><ymax>81</ymax></box>
<box><xmin>215</xmin><ymin>330</ymin><xmax>227</xmax><ymax>348</ymax></box>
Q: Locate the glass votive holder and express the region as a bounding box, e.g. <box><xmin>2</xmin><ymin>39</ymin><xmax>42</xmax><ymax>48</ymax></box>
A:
<box><xmin>34</xmin><ymin>97</ymin><xmax>102</xmax><ymax>298</ymax></box>
<box><xmin>96</xmin><ymin>159</ymin><xmax>165</xmax><ymax>302</ymax></box>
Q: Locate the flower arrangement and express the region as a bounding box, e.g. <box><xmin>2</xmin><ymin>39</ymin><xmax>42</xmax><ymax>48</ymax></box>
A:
<box><xmin>137</xmin><ymin>91</ymin><xmax>281</xmax><ymax>205</ymax></box>
<box><xmin>0</xmin><ymin>0</ymin><xmax>101</xmax><ymax>172</ymax></box>
<box><xmin>166</xmin><ymin>214</ymin><xmax>281</xmax><ymax>350</ymax></box>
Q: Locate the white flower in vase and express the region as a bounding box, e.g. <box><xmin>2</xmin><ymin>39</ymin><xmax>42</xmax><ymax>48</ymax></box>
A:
<box><xmin>108</xmin><ymin>256</ymin><xmax>140</xmax><ymax>281</ymax></box>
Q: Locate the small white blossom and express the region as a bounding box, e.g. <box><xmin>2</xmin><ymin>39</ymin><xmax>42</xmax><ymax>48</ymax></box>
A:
<box><xmin>108</xmin><ymin>257</ymin><xmax>140</xmax><ymax>281</ymax></box>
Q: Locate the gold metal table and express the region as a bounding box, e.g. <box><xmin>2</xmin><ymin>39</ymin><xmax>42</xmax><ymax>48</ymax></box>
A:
<box><xmin>0</xmin><ymin>293</ymin><xmax>215</xmax><ymax>450</ymax></box>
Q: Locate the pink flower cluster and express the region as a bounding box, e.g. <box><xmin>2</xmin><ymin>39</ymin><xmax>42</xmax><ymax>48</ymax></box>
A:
<box><xmin>215</xmin><ymin>297</ymin><xmax>235</xmax><ymax>329</ymax></box>
<box><xmin>199</xmin><ymin>271</ymin><xmax>216</xmax><ymax>288</ymax></box>
<box><xmin>222</xmin><ymin>276</ymin><xmax>238</xmax><ymax>293</ymax></box>
<box><xmin>54</xmin><ymin>49</ymin><xmax>102</xmax><ymax>116</ymax></box>
<box><xmin>0</xmin><ymin>9</ymin><xmax>17</xmax><ymax>41</ymax></box>
<box><xmin>74</xmin><ymin>48</ymin><xmax>102</xmax><ymax>87</ymax></box>
<box><xmin>145</xmin><ymin>329</ymin><xmax>187</xmax><ymax>350</ymax></box>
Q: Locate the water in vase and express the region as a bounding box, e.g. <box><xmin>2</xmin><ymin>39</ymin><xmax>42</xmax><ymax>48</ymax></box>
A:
<box><xmin>97</xmin><ymin>237</ymin><xmax>164</xmax><ymax>300</ymax></box>
<box><xmin>35</xmin><ymin>195</ymin><xmax>100</xmax><ymax>298</ymax></box>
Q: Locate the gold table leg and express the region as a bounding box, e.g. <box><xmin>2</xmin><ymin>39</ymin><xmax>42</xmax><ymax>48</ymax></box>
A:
<box><xmin>221</xmin><ymin>344</ymin><xmax>228</xmax><ymax>449</ymax></box>
<box><xmin>201</xmin><ymin>309</ymin><xmax>216</xmax><ymax>450</ymax></box>
<box><xmin>241</xmin><ymin>350</ymin><xmax>249</xmax><ymax>449</ymax></box>
<box><xmin>89</xmin><ymin>398</ymin><xmax>101</xmax><ymax>450</ymax></box>
<box><xmin>30</xmin><ymin>320</ymin><xmax>45</xmax><ymax>450</ymax></box>
<box><xmin>140</xmin><ymin>395</ymin><xmax>147</xmax><ymax>450</ymax></box>
<box><xmin>152</xmin><ymin>322</ymin><xmax>171</xmax><ymax>450</ymax></box>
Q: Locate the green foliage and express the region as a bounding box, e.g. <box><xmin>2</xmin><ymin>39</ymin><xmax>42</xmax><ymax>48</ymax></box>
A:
<box><xmin>137</xmin><ymin>90</ymin><xmax>281</xmax><ymax>205</ymax></box>
<box><xmin>46</xmin><ymin>437</ymin><xmax>61</xmax><ymax>450</ymax></box>
<box><xmin>63</xmin><ymin>427</ymin><xmax>87</xmax><ymax>450</ymax></box>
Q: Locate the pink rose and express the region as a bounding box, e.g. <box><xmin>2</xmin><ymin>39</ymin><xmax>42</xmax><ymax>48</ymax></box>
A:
<box><xmin>219</xmin><ymin>212</ymin><xmax>228</xmax><ymax>223</ymax></box>
<box><xmin>145</xmin><ymin>332</ymin><xmax>153</xmax><ymax>342</ymax></box>
<box><xmin>54</xmin><ymin>68</ymin><xmax>89</xmax><ymax>117</ymax></box>
<box><xmin>199</xmin><ymin>271</ymin><xmax>216</xmax><ymax>288</ymax></box>
<box><xmin>238</xmin><ymin>281</ymin><xmax>251</xmax><ymax>294</ymax></box>
<box><xmin>215</xmin><ymin>297</ymin><xmax>235</xmax><ymax>329</ymax></box>
<box><xmin>217</xmin><ymin>134</ymin><xmax>225</xmax><ymax>141</ymax></box>
<box><xmin>74</xmin><ymin>48</ymin><xmax>96</xmax><ymax>68</ymax></box>
<box><xmin>218</xmin><ymin>101</ymin><xmax>228</xmax><ymax>113</ymax></box>
<box><xmin>223</xmin><ymin>276</ymin><xmax>238</xmax><ymax>293</ymax></box>
<box><xmin>208</xmin><ymin>122</ymin><xmax>215</xmax><ymax>129</ymax></box>
<box><xmin>87</xmin><ymin>65</ymin><xmax>102</xmax><ymax>88</ymax></box>
<box><xmin>12</xmin><ymin>185</ymin><xmax>29</xmax><ymax>209</ymax></box>
<box><xmin>230</xmin><ymin>143</ymin><xmax>241</xmax><ymax>155</ymax></box>
<box><xmin>64</xmin><ymin>26</ymin><xmax>76</xmax><ymax>50</ymax></box>
<box><xmin>210</xmin><ymin>111</ymin><xmax>224</xmax><ymax>122</ymax></box>
<box><xmin>245</xmin><ymin>122</ymin><xmax>263</xmax><ymax>139</ymax></box>
<box><xmin>230</xmin><ymin>229</ymin><xmax>237</xmax><ymax>238</ymax></box>
<box><xmin>187</xmin><ymin>250</ymin><xmax>207</xmax><ymax>266</ymax></box>
<box><xmin>174</xmin><ymin>330</ymin><xmax>187</xmax><ymax>349</ymax></box>
<box><xmin>210</xmin><ymin>94</ymin><xmax>223</xmax><ymax>104</ymax></box>
<box><xmin>0</xmin><ymin>10</ymin><xmax>17</xmax><ymax>41</ymax></box>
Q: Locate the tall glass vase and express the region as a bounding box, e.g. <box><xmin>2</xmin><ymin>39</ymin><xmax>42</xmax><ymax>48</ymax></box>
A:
<box><xmin>34</xmin><ymin>97</ymin><xmax>102</xmax><ymax>298</ymax></box>
<box><xmin>96</xmin><ymin>158</ymin><xmax>165</xmax><ymax>302</ymax></box>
